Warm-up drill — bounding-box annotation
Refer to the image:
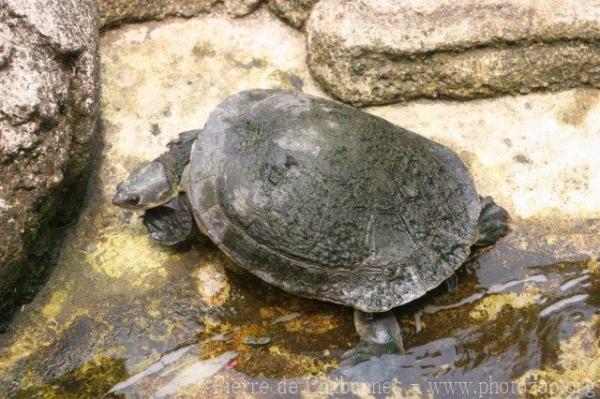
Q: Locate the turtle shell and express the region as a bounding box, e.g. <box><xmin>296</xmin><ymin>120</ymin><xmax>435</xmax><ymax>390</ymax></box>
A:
<box><xmin>188</xmin><ymin>89</ymin><xmax>481</xmax><ymax>312</ymax></box>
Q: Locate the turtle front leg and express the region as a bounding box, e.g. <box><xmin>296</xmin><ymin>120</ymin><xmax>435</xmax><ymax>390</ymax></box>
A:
<box><xmin>340</xmin><ymin>310</ymin><xmax>404</xmax><ymax>368</ymax></box>
<box><xmin>143</xmin><ymin>194</ymin><xmax>195</xmax><ymax>247</ymax></box>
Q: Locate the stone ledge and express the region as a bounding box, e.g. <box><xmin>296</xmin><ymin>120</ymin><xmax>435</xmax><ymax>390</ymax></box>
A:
<box><xmin>98</xmin><ymin>0</ymin><xmax>262</xmax><ymax>29</ymax></box>
<box><xmin>307</xmin><ymin>0</ymin><xmax>600</xmax><ymax>105</ymax></box>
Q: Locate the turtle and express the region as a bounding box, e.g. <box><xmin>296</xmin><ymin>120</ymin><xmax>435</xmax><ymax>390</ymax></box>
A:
<box><xmin>113</xmin><ymin>89</ymin><xmax>509</xmax><ymax>366</ymax></box>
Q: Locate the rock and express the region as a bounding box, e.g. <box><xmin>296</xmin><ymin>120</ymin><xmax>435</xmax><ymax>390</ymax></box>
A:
<box><xmin>243</xmin><ymin>336</ymin><xmax>271</xmax><ymax>345</ymax></box>
<box><xmin>98</xmin><ymin>0</ymin><xmax>218</xmax><ymax>28</ymax></box>
<box><xmin>224</xmin><ymin>0</ymin><xmax>263</xmax><ymax>17</ymax></box>
<box><xmin>268</xmin><ymin>0</ymin><xmax>318</xmax><ymax>29</ymax></box>
<box><xmin>0</xmin><ymin>1</ymin><xmax>99</xmax><ymax>327</ymax></box>
<box><xmin>307</xmin><ymin>0</ymin><xmax>600</xmax><ymax>105</ymax></box>
<box><xmin>98</xmin><ymin>0</ymin><xmax>264</xmax><ymax>28</ymax></box>
<box><xmin>192</xmin><ymin>261</ymin><xmax>231</xmax><ymax>307</ymax></box>
<box><xmin>0</xmin><ymin>23</ymin><xmax>13</xmax><ymax>67</ymax></box>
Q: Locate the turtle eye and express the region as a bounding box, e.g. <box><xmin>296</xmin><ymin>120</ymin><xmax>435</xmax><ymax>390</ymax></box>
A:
<box><xmin>127</xmin><ymin>194</ymin><xmax>140</xmax><ymax>206</ymax></box>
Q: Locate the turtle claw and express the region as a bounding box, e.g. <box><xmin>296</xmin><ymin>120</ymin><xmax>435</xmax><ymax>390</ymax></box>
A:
<box><xmin>339</xmin><ymin>339</ymin><xmax>403</xmax><ymax>368</ymax></box>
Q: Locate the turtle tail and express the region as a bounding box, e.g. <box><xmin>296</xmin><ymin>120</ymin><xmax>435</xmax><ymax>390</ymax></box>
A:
<box><xmin>473</xmin><ymin>196</ymin><xmax>510</xmax><ymax>249</ymax></box>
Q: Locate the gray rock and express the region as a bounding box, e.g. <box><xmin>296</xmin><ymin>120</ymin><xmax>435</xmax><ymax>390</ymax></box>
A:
<box><xmin>0</xmin><ymin>0</ymin><xmax>99</xmax><ymax>326</ymax></box>
<box><xmin>307</xmin><ymin>0</ymin><xmax>600</xmax><ymax>105</ymax></box>
<box><xmin>98</xmin><ymin>0</ymin><xmax>218</xmax><ymax>28</ymax></box>
<box><xmin>0</xmin><ymin>22</ymin><xmax>12</xmax><ymax>67</ymax></box>
<box><xmin>268</xmin><ymin>0</ymin><xmax>318</xmax><ymax>29</ymax></box>
<box><xmin>224</xmin><ymin>0</ymin><xmax>263</xmax><ymax>17</ymax></box>
<box><xmin>99</xmin><ymin>0</ymin><xmax>263</xmax><ymax>28</ymax></box>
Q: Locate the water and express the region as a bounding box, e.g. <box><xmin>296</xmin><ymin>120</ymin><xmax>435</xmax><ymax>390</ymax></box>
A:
<box><xmin>1</xmin><ymin>217</ymin><xmax>598</xmax><ymax>398</ymax></box>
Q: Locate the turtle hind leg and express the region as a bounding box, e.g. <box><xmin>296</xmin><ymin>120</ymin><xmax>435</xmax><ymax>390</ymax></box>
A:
<box><xmin>473</xmin><ymin>196</ymin><xmax>510</xmax><ymax>249</ymax></box>
<box><xmin>143</xmin><ymin>194</ymin><xmax>194</xmax><ymax>248</ymax></box>
<box><xmin>339</xmin><ymin>310</ymin><xmax>404</xmax><ymax>368</ymax></box>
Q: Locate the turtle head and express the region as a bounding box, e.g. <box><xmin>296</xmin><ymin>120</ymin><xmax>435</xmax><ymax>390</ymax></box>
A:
<box><xmin>112</xmin><ymin>160</ymin><xmax>177</xmax><ymax>210</ymax></box>
<box><xmin>113</xmin><ymin>130</ymin><xmax>198</xmax><ymax>210</ymax></box>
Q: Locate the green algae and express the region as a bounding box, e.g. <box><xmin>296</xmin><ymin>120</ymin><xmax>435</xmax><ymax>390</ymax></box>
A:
<box><xmin>515</xmin><ymin>316</ymin><xmax>600</xmax><ymax>398</ymax></box>
<box><xmin>195</xmin><ymin>273</ymin><xmax>355</xmax><ymax>378</ymax></box>
<box><xmin>14</xmin><ymin>357</ymin><xmax>127</xmax><ymax>399</ymax></box>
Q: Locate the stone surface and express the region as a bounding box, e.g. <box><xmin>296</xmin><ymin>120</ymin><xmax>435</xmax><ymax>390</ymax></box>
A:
<box><xmin>0</xmin><ymin>10</ymin><xmax>599</xmax><ymax>398</ymax></box>
<box><xmin>0</xmin><ymin>0</ymin><xmax>99</xmax><ymax>327</ymax></box>
<box><xmin>98</xmin><ymin>0</ymin><xmax>264</xmax><ymax>28</ymax></box>
<box><xmin>307</xmin><ymin>0</ymin><xmax>600</xmax><ymax>105</ymax></box>
<box><xmin>98</xmin><ymin>0</ymin><xmax>217</xmax><ymax>28</ymax></box>
<box><xmin>224</xmin><ymin>0</ymin><xmax>262</xmax><ymax>17</ymax></box>
<box><xmin>268</xmin><ymin>0</ymin><xmax>318</xmax><ymax>29</ymax></box>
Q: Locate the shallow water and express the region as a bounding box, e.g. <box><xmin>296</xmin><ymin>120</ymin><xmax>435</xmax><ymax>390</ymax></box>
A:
<box><xmin>2</xmin><ymin>219</ymin><xmax>599</xmax><ymax>398</ymax></box>
<box><xmin>1</xmin><ymin>12</ymin><xmax>599</xmax><ymax>399</ymax></box>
